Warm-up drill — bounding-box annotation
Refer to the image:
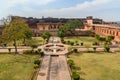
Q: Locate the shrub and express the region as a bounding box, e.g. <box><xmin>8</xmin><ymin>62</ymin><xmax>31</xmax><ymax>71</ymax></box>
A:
<box><xmin>38</xmin><ymin>49</ymin><xmax>41</xmax><ymax>52</ymax></box>
<box><xmin>40</xmin><ymin>52</ymin><xmax>45</xmax><ymax>56</ymax></box>
<box><xmin>93</xmin><ymin>47</ymin><xmax>97</xmax><ymax>52</ymax></box>
<box><xmin>62</xmin><ymin>41</ymin><xmax>66</xmax><ymax>44</ymax></box>
<box><xmin>4</xmin><ymin>44</ymin><xmax>7</xmax><ymax>47</ymax></box>
<box><xmin>80</xmin><ymin>42</ymin><xmax>83</xmax><ymax>46</ymax></box>
<box><xmin>35</xmin><ymin>49</ymin><xmax>42</xmax><ymax>54</ymax></box>
<box><xmin>104</xmin><ymin>46</ymin><xmax>110</xmax><ymax>52</ymax></box>
<box><xmin>72</xmin><ymin>71</ymin><xmax>80</xmax><ymax>80</ymax></box>
<box><xmin>34</xmin><ymin>60</ymin><xmax>40</xmax><ymax>65</ymax></box>
<box><xmin>34</xmin><ymin>64</ymin><xmax>39</xmax><ymax>69</ymax></box>
<box><xmin>74</xmin><ymin>48</ymin><xmax>78</xmax><ymax>53</ymax></box>
<box><xmin>8</xmin><ymin>48</ymin><xmax>11</xmax><ymax>53</ymax></box>
<box><xmin>67</xmin><ymin>40</ymin><xmax>71</xmax><ymax>45</ymax></box>
<box><xmin>68</xmin><ymin>59</ymin><xmax>74</xmax><ymax>69</ymax></box>
<box><xmin>92</xmin><ymin>42</ymin><xmax>99</xmax><ymax>46</ymax></box>
<box><xmin>70</xmin><ymin>42</ymin><xmax>74</xmax><ymax>45</ymax></box>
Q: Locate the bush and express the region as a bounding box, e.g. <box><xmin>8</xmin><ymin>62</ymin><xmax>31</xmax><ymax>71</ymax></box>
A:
<box><xmin>72</xmin><ymin>71</ymin><xmax>80</xmax><ymax>80</ymax></box>
<box><xmin>8</xmin><ymin>48</ymin><xmax>11</xmax><ymax>53</ymax></box>
<box><xmin>93</xmin><ymin>47</ymin><xmax>97</xmax><ymax>52</ymax></box>
<box><xmin>34</xmin><ymin>49</ymin><xmax>42</xmax><ymax>54</ymax></box>
<box><xmin>40</xmin><ymin>52</ymin><xmax>45</xmax><ymax>56</ymax></box>
<box><xmin>92</xmin><ymin>42</ymin><xmax>99</xmax><ymax>46</ymax></box>
<box><xmin>80</xmin><ymin>42</ymin><xmax>83</xmax><ymax>46</ymax></box>
<box><xmin>104</xmin><ymin>46</ymin><xmax>110</xmax><ymax>52</ymax></box>
<box><xmin>62</xmin><ymin>41</ymin><xmax>66</xmax><ymax>44</ymax></box>
<box><xmin>67</xmin><ymin>40</ymin><xmax>71</xmax><ymax>45</ymax></box>
<box><xmin>68</xmin><ymin>59</ymin><xmax>74</xmax><ymax>69</ymax></box>
<box><xmin>34</xmin><ymin>64</ymin><xmax>39</xmax><ymax>69</ymax></box>
<box><xmin>34</xmin><ymin>60</ymin><xmax>40</xmax><ymax>65</ymax></box>
<box><xmin>70</xmin><ymin>42</ymin><xmax>74</xmax><ymax>45</ymax></box>
<box><xmin>74</xmin><ymin>48</ymin><xmax>78</xmax><ymax>53</ymax></box>
<box><xmin>23</xmin><ymin>50</ymin><xmax>32</xmax><ymax>54</ymax></box>
<box><xmin>38</xmin><ymin>49</ymin><xmax>41</xmax><ymax>52</ymax></box>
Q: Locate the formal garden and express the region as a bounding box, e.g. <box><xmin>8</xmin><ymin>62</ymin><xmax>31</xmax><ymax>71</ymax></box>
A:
<box><xmin>0</xmin><ymin>17</ymin><xmax>119</xmax><ymax>80</ymax></box>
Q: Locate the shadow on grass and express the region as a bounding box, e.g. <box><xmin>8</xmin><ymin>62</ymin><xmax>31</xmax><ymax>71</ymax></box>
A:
<box><xmin>73</xmin><ymin>66</ymin><xmax>81</xmax><ymax>70</ymax></box>
<box><xmin>80</xmin><ymin>77</ymin><xmax>85</xmax><ymax>80</ymax></box>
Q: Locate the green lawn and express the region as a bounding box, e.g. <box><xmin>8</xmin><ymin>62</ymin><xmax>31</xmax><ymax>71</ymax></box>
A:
<box><xmin>64</xmin><ymin>36</ymin><xmax>96</xmax><ymax>46</ymax></box>
<box><xmin>68</xmin><ymin>52</ymin><xmax>120</xmax><ymax>80</ymax></box>
<box><xmin>7</xmin><ymin>37</ymin><xmax>44</xmax><ymax>46</ymax></box>
<box><xmin>0</xmin><ymin>54</ymin><xmax>39</xmax><ymax>80</ymax></box>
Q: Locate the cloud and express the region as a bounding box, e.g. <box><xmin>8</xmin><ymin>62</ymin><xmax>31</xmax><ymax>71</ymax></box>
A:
<box><xmin>0</xmin><ymin>0</ymin><xmax>120</xmax><ymax>21</ymax></box>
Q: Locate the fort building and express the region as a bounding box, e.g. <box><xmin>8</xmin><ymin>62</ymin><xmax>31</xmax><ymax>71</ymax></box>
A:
<box><xmin>1</xmin><ymin>16</ymin><xmax>120</xmax><ymax>43</ymax></box>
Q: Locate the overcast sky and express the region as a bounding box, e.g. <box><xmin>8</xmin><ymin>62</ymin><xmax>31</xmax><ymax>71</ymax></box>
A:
<box><xmin>0</xmin><ymin>0</ymin><xmax>120</xmax><ymax>21</ymax></box>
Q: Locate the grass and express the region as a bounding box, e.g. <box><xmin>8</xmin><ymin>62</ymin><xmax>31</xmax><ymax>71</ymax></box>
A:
<box><xmin>68</xmin><ymin>52</ymin><xmax>120</xmax><ymax>80</ymax></box>
<box><xmin>7</xmin><ymin>37</ymin><xmax>44</xmax><ymax>46</ymax></box>
<box><xmin>64</xmin><ymin>36</ymin><xmax>96</xmax><ymax>46</ymax></box>
<box><xmin>0</xmin><ymin>54</ymin><xmax>39</xmax><ymax>80</ymax></box>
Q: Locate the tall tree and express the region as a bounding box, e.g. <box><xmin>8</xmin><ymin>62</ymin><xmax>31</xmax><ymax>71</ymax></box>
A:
<box><xmin>1</xmin><ymin>17</ymin><xmax>30</xmax><ymax>53</ymax></box>
<box><xmin>23</xmin><ymin>28</ymin><xmax>33</xmax><ymax>45</ymax></box>
<box><xmin>41</xmin><ymin>32</ymin><xmax>51</xmax><ymax>44</ymax></box>
<box><xmin>62</xmin><ymin>20</ymin><xmax>83</xmax><ymax>35</ymax></box>
<box><xmin>57</xmin><ymin>30</ymin><xmax>65</xmax><ymax>42</ymax></box>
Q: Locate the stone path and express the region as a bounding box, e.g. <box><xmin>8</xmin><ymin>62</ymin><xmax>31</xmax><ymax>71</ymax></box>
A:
<box><xmin>37</xmin><ymin>56</ymin><xmax>50</xmax><ymax>80</ymax></box>
<box><xmin>36</xmin><ymin>37</ymin><xmax>71</xmax><ymax>80</ymax></box>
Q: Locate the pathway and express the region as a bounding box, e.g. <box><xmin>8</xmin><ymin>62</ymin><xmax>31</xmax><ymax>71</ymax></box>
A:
<box><xmin>36</xmin><ymin>37</ymin><xmax>71</xmax><ymax>80</ymax></box>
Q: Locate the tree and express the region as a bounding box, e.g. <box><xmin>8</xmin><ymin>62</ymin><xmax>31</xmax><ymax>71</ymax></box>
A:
<box><xmin>57</xmin><ymin>31</ymin><xmax>65</xmax><ymax>42</ymax></box>
<box><xmin>23</xmin><ymin>29</ymin><xmax>33</xmax><ymax>45</ymax></box>
<box><xmin>105</xmin><ymin>35</ymin><xmax>114</xmax><ymax>45</ymax></box>
<box><xmin>95</xmin><ymin>34</ymin><xmax>106</xmax><ymax>45</ymax></box>
<box><xmin>41</xmin><ymin>32</ymin><xmax>51</xmax><ymax>44</ymax></box>
<box><xmin>61</xmin><ymin>20</ymin><xmax>83</xmax><ymax>35</ymax></box>
<box><xmin>0</xmin><ymin>17</ymin><xmax>29</xmax><ymax>54</ymax></box>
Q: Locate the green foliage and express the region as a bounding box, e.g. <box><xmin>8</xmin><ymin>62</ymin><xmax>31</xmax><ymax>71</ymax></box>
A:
<box><xmin>80</xmin><ymin>42</ymin><xmax>83</xmax><ymax>46</ymax></box>
<box><xmin>41</xmin><ymin>32</ymin><xmax>51</xmax><ymax>43</ymax></box>
<box><xmin>0</xmin><ymin>17</ymin><xmax>31</xmax><ymax>53</ymax></box>
<box><xmin>104</xmin><ymin>46</ymin><xmax>110</xmax><ymax>52</ymax></box>
<box><xmin>8</xmin><ymin>48</ymin><xmax>11</xmax><ymax>53</ymax></box>
<box><xmin>59</xmin><ymin>20</ymin><xmax>83</xmax><ymax>35</ymax></box>
<box><xmin>93</xmin><ymin>47</ymin><xmax>97</xmax><ymax>52</ymax></box>
<box><xmin>40</xmin><ymin>52</ymin><xmax>45</xmax><ymax>57</ymax></box>
<box><xmin>92</xmin><ymin>42</ymin><xmax>99</xmax><ymax>46</ymax></box>
<box><xmin>95</xmin><ymin>34</ymin><xmax>100</xmax><ymax>41</ymax></box>
<box><xmin>34</xmin><ymin>60</ymin><xmax>40</xmax><ymax>69</ymax></box>
<box><xmin>57</xmin><ymin>31</ymin><xmax>65</xmax><ymax>38</ymax></box>
<box><xmin>70</xmin><ymin>42</ymin><xmax>74</xmax><ymax>45</ymax></box>
<box><xmin>34</xmin><ymin>64</ymin><xmax>39</xmax><ymax>69</ymax></box>
<box><xmin>72</xmin><ymin>71</ymin><xmax>80</xmax><ymax>80</ymax></box>
<box><xmin>74</xmin><ymin>48</ymin><xmax>78</xmax><ymax>53</ymax></box>
<box><xmin>24</xmin><ymin>29</ymin><xmax>33</xmax><ymax>39</ymax></box>
<box><xmin>105</xmin><ymin>35</ymin><xmax>114</xmax><ymax>45</ymax></box>
<box><xmin>68</xmin><ymin>59</ymin><xmax>74</xmax><ymax>69</ymax></box>
<box><xmin>34</xmin><ymin>60</ymin><xmax>40</xmax><ymax>65</ymax></box>
<box><xmin>86</xmin><ymin>30</ymin><xmax>92</xmax><ymax>36</ymax></box>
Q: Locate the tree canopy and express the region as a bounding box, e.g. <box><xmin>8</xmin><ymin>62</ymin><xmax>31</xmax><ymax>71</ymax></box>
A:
<box><xmin>41</xmin><ymin>32</ymin><xmax>51</xmax><ymax>43</ymax></box>
<box><xmin>0</xmin><ymin>17</ymin><xmax>32</xmax><ymax>53</ymax></box>
<box><xmin>60</xmin><ymin>20</ymin><xmax>83</xmax><ymax>34</ymax></box>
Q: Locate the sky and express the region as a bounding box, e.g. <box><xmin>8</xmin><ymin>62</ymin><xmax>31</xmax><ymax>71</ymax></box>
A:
<box><xmin>0</xmin><ymin>0</ymin><xmax>120</xmax><ymax>21</ymax></box>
